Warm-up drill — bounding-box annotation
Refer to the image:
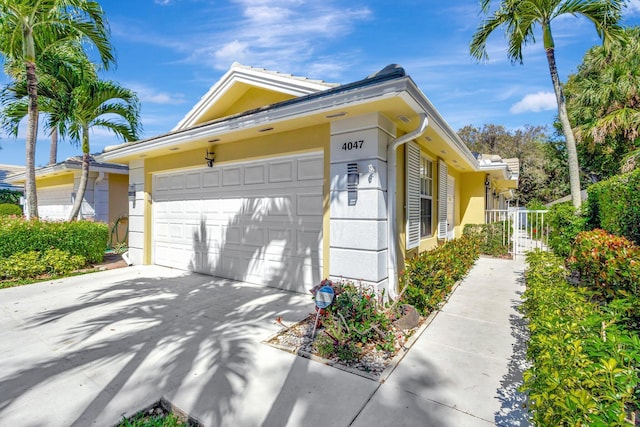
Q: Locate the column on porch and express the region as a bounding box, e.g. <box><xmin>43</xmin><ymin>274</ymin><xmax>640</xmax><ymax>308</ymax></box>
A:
<box><xmin>328</xmin><ymin>112</ymin><xmax>396</xmax><ymax>295</ymax></box>
<box><xmin>127</xmin><ymin>159</ymin><xmax>145</xmax><ymax>265</ymax></box>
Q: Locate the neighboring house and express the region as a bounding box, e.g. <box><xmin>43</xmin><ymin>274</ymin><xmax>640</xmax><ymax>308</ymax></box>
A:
<box><xmin>98</xmin><ymin>63</ymin><xmax>518</xmax><ymax>297</ymax></box>
<box><xmin>6</xmin><ymin>157</ymin><xmax>129</xmax><ymax>233</ymax></box>
<box><xmin>0</xmin><ymin>164</ymin><xmax>25</xmax><ymax>192</ymax></box>
<box><xmin>476</xmin><ymin>154</ymin><xmax>520</xmax><ymax>210</ymax></box>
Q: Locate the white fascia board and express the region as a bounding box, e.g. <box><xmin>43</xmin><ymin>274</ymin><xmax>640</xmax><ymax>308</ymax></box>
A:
<box><xmin>5</xmin><ymin>163</ymin><xmax>68</xmax><ymax>183</ymax></box>
<box><xmin>172</xmin><ymin>67</ymin><xmax>237</xmax><ymax>131</ymax></box>
<box><xmin>479</xmin><ymin>163</ymin><xmax>510</xmax><ymax>180</ymax></box>
<box><xmin>100</xmin><ymin>78</ymin><xmax>415</xmax><ymax>162</ymax></box>
<box><xmin>6</xmin><ymin>162</ymin><xmax>127</xmax><ymax>183</ymax></box>
<box><xmin>401</xmin><ymin>80</ymin><xmax>480</xmax><ymax>170</ymax></box>
<box><xmin>173</xmin><ymin>65</ymin><xmax>335</xmax><ymax>132</ymax></box>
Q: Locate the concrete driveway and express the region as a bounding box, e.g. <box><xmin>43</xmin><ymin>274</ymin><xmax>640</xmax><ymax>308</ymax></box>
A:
<box><xmin>0</xmin><ymin>258</ymin><xmax>530</xmax><ymax>427</ymax></box>
<box><xmin>0</xmin><ymin>266</ymin><xmax>380</xmax><ymax>426</ymax></box>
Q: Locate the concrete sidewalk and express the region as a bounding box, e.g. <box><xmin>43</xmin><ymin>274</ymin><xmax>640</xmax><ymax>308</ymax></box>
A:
<box><xmin>353</xmin><ymin>256</ymin><xmax>530</xmax><ymax>426</ymax></box>
<box><xmin>0</xmin><ymin>257</ymin><xmax>530</xmax><ymax>426</ymax></box>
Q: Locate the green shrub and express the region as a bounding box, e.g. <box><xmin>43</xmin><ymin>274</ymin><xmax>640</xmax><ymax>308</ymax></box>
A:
<box><xmin>584</xmin><ymin>168</ymin><xmax>640</xmax><ymax>245</ymax></box>
<box><xmin>567</xmin><ymin>229</ymin><xmax>639</xmax><ymax>299</ymax></box>
<box><xmin>0</xmin><ymin>203</ymin><xmax>21</xmax><ymax>216</ymax></box>
<box><xmin>400</xmin><ymin>234</ymin><xmax>480</xmax><ymax>315</ymax></box>
<box><xmin>0</xmin><ymin>189</ymin><xmax>21</xmax><ymax>205</ymax></box>
<box><xmin>41</xmin><ymin>249</ymin><xmax>86</xmax><ymax>276</ymax></box>
<box><xmin>0</xmin><ymin>251</ymin><xmax>46</xmax><ymax>279</ymax></box>
<box><xmin>546</xmin><ymin>203</ymin><xmax>587</xmax><ymax>258</ymax></box>
<box><xmin>521</xmin><ymin>250</ymin><xmax>640</xmax><ymax>426</ymax></box>
<box><xmin>0</xmin><ymin>249</ymin><xmax>86</xmax><ymax>280</ymax></box>
<box><xmin>464</xmin><ymin>222</ymin><xmax>511</xmax><ymax>257</ymax></box>
<box><xmin>0</xmin><ymin>218</ymin><xmax>108</xmax><ymax>263</ymax></box>
<box><xmin>314</xmin><ymin>281</ymin><xmax>396</xmax><ymax>362</ymax></box>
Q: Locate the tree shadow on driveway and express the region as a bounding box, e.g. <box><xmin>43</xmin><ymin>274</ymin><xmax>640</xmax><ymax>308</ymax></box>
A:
<box><xmin>0</xmin><ymin>269</ymin><xmax>312</xmax><ymax>426</ymax></box>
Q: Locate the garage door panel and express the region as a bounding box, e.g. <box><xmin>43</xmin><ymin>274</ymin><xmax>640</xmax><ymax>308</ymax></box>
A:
<box><xmin>170</xmin><ymin>175</ymin><xmax>185</xmax><ymax>190</ymax></box>
<box><xmin>269</xmin><ymin>161</ymin><xmax>294</xmax><ymax>183</ymax></box>
<box><xmin>153</xmin><ymin>153</ymin><xmax>323</xmax><ymax>292</ymax></box>
<box><xmin>222</xmin><ymin>167</ymin><xmax>242</xmax><ymax>186</ymax></box>
<box><xmin>203</xmin><ymin>170</ymin><xmax>221</xmax><ymax>188</ymax></box>
<box><xmin>297</xmin><ymin>193</ymin><xmax>322</xmax><ymax>216</ymax></box>
<box><xmin>298</xmin><ymin>157</ymin><xmax>323</xmax><ymax>180</ymax></box>
<box><xmin>266</xmin><ymin>195</ymin><xmax>293</xmax><ymax>216</ymax></box>
<box><xmin>244</xmin><ymin>164</ymin><xmax>266</xmax><ymax>185</ymax></box>
<box><xmin>185</xmin><ymin>172</ymin><xmax>201</xmax><ymax>189</ymax></box>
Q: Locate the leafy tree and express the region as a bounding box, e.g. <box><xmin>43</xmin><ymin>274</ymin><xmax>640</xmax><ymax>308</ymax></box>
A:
<box><xmin>0</xmin><ymin>0</ymin><xmax>114</xmax><ymax>219</ymax></box>
<box><xmin>458</xmin><ymin>124</ymin><xmax>568</xmax><ymax>204</ymax></box>
<box><xmin>63</xmin><ymin>79</ymin><xmax>141</xmax><ymax>220</ymax></box>
<box><xmin>564</xmin><ymin>26</ymin><xmax>640</xmax><ymax>179</ymax></box>
<box><xmin>470</xmin><ymin>0</ymin><xmax>626</xmax><ymax>208</ymax></box>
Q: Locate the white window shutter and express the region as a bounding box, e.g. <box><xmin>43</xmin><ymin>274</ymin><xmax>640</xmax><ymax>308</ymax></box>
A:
<box><xmin>438</xmin><ymin>160</ymin><xmax>448</xmax><ymax>239</ymax></box>
<box><xmin>406</xmin><ymin>142</ymin><xmax>420</xmax><ymax>249</ymax></box>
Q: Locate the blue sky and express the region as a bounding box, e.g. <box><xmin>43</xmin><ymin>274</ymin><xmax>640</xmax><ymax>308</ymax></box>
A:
<box><xmin>1</xmin><ymin>0</ymin><xmax>640</xmax><ymax>166</ymax></box>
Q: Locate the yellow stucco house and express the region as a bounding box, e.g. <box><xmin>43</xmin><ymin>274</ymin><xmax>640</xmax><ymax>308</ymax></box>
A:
<box><xmin>97</xmin><ymin>63</ymin><xmax>517</xmax><ymax>297</ymax></box>
<box><xmin>6</xmin><ymin>157</ymin><xmax>129</xmax><ymax>237</ymax></box>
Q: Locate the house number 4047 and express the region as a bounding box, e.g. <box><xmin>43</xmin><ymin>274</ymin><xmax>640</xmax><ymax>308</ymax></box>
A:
<box><xmin>342</xmin><ymin>140</ymin><xmax>364</xmax><ymax>151</ymax></box>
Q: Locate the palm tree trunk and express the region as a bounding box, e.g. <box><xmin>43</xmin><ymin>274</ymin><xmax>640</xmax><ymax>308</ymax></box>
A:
<box><xmin>68</xmin><ymin>152</ymin><xmax>90</xmax><ymax>221</ymax></box>
<box><xmin>25</xmin><ymin>60</ymin><xmax>39</xmax><ymax>219</ymax></box>
<box><xmin>545</xmin><ymin>47</ymin><xmax>582</xmax><ymax>208</ymax></box>
<box><xmin>68</xmin><ymin>127</ymin><xmax>91</xmax><ymax>221</ymax></box>
<box><xmin>49</xmin><ymin>128</ymin><xmax>58</xmax><ymax>165</ymax></box>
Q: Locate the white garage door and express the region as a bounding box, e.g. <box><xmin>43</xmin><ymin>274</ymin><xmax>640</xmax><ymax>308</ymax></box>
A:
<box><xmin>38</xmin><ymin>184</ymin><xmax>74</xmax><ymax>220</ymax></box>
<box><xmin>152</xmin><ymin>152</ymin><xmax>324</xmax><ymax>293</ymax></box>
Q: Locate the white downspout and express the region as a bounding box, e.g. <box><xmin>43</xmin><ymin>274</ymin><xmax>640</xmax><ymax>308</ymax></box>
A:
<box><xmin>387</xmin><ymin>113</ymin><xmax>428</xmax><ymax>299</ymax></box>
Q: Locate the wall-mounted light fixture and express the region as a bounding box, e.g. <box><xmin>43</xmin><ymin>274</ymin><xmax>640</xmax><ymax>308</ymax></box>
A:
<box><xmin>128</xmin><ymin>184</ymin><xmax>136</xmax><ymax>208</ymax></box>
<box><xmin>347</xmin><ymin>163</ymin><xmax>359</xmax><ymax>206</ymax></box>
<box><xmin>205</xmin><ymin>149</ymin><xmax>215</xmax><ymax>167</ymax></box>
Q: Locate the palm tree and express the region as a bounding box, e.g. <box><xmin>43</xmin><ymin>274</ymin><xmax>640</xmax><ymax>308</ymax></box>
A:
<box><xmin>63</xmin><ymin>79</ymin><xmax>141</xmax><ymax>220</ymax></box>
<box><xmin>1</xmin><ymin>41</ymin><xmax>99</xmax><ymax>162</ymax></box>
<box><xmin>566</xmin><ymin>27</ymin><xmax>640</xmax><ymax>155</ymax></box>
<box><xmin>470</xmin><ymin>0</ymin><xmax>626</xmax><ymax>208</ymax></box>
<box><xmin>0</xmin><ymin>0</ymin><xmax>114</xmax><ymax>219</ymax></box>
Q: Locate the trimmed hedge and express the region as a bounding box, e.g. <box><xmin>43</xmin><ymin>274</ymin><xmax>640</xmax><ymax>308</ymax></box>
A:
<box><xmin>399</xmin><ymin>234</ymin><xmax>480</xmax><ymax>315</ymax></box>
<box><xmin>0</xmin><ymin>217</ymin><xmax>108</xmax><ymax>263</ymax></box>
<box><xmin>0</xmin><ymin>249</ymin><xmax>85</xmax><ymax>280</ymax></box>
<box><xmin>522</xmin><ymin>250</ymin><xmax>640</xmax><ymax>426</ymax></box>
<box><xmin>584</xmin><ymin>168</ymin><xmax>640</xmax><ymax>245</ymax></box>
<box><xmin>568</xmin><ymin>229</ymin><xmax>639</xmax><ymax>299</ymax></box>
<box><xmin>546</xmin><ymin>203</ymin><xmax>587</xmax><ymax>258</ymax></box>
<box><xmin>0</xmin><ymin>203</ymin><xmax>22</xmax><ymax>216</ymax></box>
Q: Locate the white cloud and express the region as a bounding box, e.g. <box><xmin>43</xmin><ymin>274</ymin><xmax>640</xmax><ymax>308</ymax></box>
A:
<box><xmin>510</xmin><ymin>92</ymin><xmax>556</xmax><ymax>114</ymax></box>
<box><xmin>628</xmin><ymin>0</ymin><xmax>640</xmax><ymax>15</ymax></box>
<box><xmin>154</xmin><ymin>0</ymin><xmax>172</xmax><ymax>5</ymax></box>
<box><xmin>200</xmin><ymin>1</ymin><xmax>372</xmax><ymax>73</ymax></box>
<box><xmin>126</xmin><ymin>83</ymin><xmax>186</xmax><ymax>105</ymax></box>
<box><xmin>214</xmin><ymin>40</ymin><xmax>250</xmax><ymax>64</ymax></box>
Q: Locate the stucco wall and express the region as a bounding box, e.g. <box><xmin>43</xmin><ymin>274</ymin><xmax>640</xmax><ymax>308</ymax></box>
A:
<box><xmin>109</xmin><ymin>173</ymin><xmax>129</xmax><ymax>246</ymax></box>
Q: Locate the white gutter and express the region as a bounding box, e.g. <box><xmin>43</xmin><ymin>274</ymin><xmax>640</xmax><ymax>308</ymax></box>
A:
<box><xmin>387</xmin><ymin>113</ymin><xmax>428</xmax><ymax>299</ymax></box>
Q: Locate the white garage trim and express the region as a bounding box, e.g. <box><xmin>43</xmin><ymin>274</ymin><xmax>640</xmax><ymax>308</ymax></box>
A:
<box><xmin>152</xmin><ymin>152</ymin><xmax>324</xmax><ymax>293</ymax></box>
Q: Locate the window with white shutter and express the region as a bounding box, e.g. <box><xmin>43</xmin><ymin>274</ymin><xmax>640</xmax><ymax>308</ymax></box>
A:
<box><xmin>406</xmin><ymin>142</ymin><xmax>420</xmax><ymax>249</ymax></box>
<box><xmin>438</xmin><ymin>160</ymin><xmax>448</xmax><ymax>239</ymax></box>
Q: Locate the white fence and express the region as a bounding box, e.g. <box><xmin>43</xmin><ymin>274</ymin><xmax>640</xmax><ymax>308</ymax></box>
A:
<box><xmin>485</xmin><ymin>209</ymin><xmax>549</xmax><ymax>258</ymax></box>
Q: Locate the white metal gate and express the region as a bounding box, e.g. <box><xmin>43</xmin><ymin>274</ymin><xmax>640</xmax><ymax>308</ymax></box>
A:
<box><xmin>485</xmin><ymin>209</ymin><xmax>549</xmax><ymax>258</ymax></box>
